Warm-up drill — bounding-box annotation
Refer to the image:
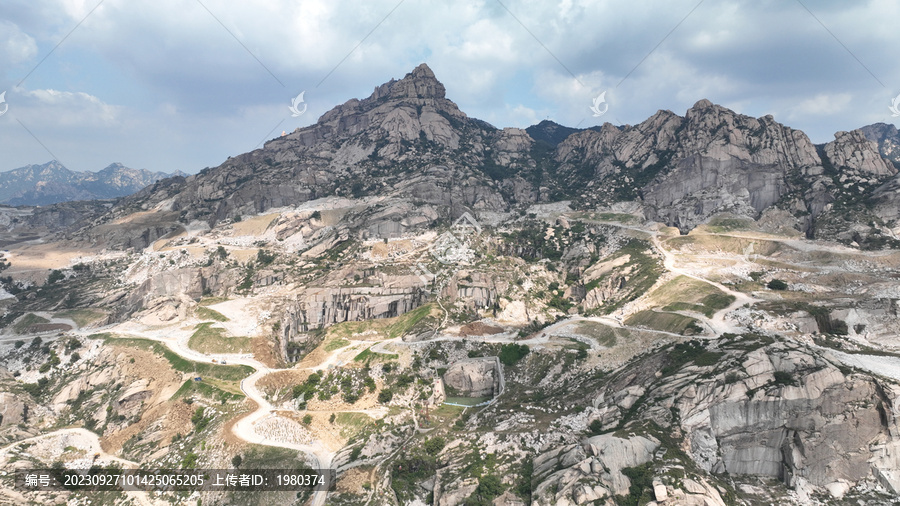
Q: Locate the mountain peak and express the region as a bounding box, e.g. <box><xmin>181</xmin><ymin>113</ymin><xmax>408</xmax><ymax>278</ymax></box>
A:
<box><xmin>385</xmin><ymin>62</ymin><xmax>445</xmax><ymax>100</ymax></box>
<box><xmin>410</xmin><ymin>63</ymin><xmax>436</xmax><ymax>79</ymax></box>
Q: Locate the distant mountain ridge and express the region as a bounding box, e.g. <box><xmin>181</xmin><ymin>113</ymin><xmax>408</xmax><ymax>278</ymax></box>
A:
<box><xmin>0</xmin><ymin>161</ymin><xmax>183</xmax><ymax>206</ymax></box>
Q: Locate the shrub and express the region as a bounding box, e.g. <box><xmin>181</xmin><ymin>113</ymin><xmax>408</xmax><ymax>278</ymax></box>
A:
<box><xmin>767</xmin><ymin>279</ymin><xmax>788</xmax><ymax>290</ymax></box>
<box><xmin>499</xmin><ymin>344</ymin><xmax>529</xmax><ymax>366</ymax></box>
<box><xmin>515</xmin><ymin>458</ymin><xmax>533</xmax><ymax>500</ymax></box>
<box><xmin>47</xmin><ymin>270</ymin><xmax>65</xmax><ymax>284</ymax></box>
<box><xmin>725</xmin><ymin>372</ymin><xmax>742</xmax><ymax>384</ymax></box>
<box><xmin>423</xmin><ymin>436</ymin><xmax>446</xmax><ymax>456</ymax></box>
<box><xmin>302</xmin><ymin>414</ymin><xmax>312</xmax><ymax>425</ymax></box>
<box><xmin>772</xmin><ymin>371</ymin><xmax>796</xmax><ymax>386</ymax></box>
<box><xmin>256</xmin><ymin>249</ymin><xmax>276</xmax><ymax>266</ymax></box>
<box><xmin>619</xmin><ymin>463</ymin><xmax>654</xmax><ymax>506</ymax></box>
<box><xmin>231</xmin><ymin>454</ymin><xmax>242</xmax><ymax>468</ymax></box>
<box><xmin>378</xmin><ymin>389</ymin><xmax>393</xmax><ymax>404</ymax></box>
<box><xmin>469</xmin><ymin>474</ymin><xmax>504</xmax><ymax>504</ymax></box>
<box><xmin>191</xmin><ymin>407</ymin><xmax>211</xmax><ymax>432</ymax></box>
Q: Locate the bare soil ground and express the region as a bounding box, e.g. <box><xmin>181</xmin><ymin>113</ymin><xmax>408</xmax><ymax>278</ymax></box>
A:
<box><xmin>336</xmin><ymin>466</ymin><xmax>375</xmax><ymax>494</ymax></box>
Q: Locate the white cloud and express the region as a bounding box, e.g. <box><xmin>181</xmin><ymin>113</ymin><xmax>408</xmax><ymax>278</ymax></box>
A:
<box><xmin>18</xmin><ymin>88</ymin><xmax>122</xmax><ymax>126</ymax></box>
<box><xmin>0</xmin><ymin>20</ymin><xmax>37</xmax><ymax>65</ymax></box>
<box><xmin>787</xmin><ymin>93</ymin><xmax>853</xmax><ymax>118</ymax></box>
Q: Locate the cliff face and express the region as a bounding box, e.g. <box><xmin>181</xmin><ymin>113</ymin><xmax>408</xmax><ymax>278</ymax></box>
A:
<box><xmin>526</xmin><ymin>338</ymin><xmax>900</xmax><ymax>505</ymax></box>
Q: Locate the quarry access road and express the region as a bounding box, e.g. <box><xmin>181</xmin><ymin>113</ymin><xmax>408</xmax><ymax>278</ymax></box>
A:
<box><xmin>573</xmin><ymin>217</ymin><xmax>761</xmax><ymax>336</ymax></box>
<box><xmin>94</xmin><ymin>323</ymin><xmax>337</xmax><ymax>506</ymax></box>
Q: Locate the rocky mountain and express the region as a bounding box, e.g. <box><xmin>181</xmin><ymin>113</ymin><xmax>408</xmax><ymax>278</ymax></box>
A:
<box><xmin>861</xmin><ymin>122</ymin><xmax>900</xmax><ymax>167</ymax></box>
<box><xmin>0</xmin><ymin>161</ymin><xmax>182</xmax><ymax>206</ymax></box>
<box><xmin>2</xmin><ymin>64</ymin><xmax>900</xmax><ymax>506</ymax></box>
<box><xmin>525</xmin><ymin>120</ymin><xmax>595</xmax><ymax>147</ymax></box>
<box><xmin>92</xmin><ymin>64</ymin><xmax>899</xmax><ymax>251</ymax></box>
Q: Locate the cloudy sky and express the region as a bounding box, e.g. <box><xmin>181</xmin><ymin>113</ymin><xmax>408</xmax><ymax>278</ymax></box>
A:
<box><xmin>1</xmin><ymin>0</ymin><xmax>899</xmax><ymax>174</ymax></box>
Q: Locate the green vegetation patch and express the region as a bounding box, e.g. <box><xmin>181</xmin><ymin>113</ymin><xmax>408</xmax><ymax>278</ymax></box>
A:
<box><xmin>326</xmin><ymin>303</ymin><xmax>437</xmax><ymax>341</ymax></box>
<box><xmin>625</xmin><ymin>310</ymin><xmax>703</xmax><ymax>335</ymax></box>
<box><xmin>173</xmin><ymin>379</ymin><xmax>243</xmax><ymax>401</ymax></box>
<box><xmin>335</xmin><ymin>412</ymin><xmax>373</xmax><ymax>438</ymax></box>
<box><xmin>704</xmin><ymin>215</ymin><xmax>757</xmax><ymax>233</ymax></box>
<box><xmin>499</xmin><ymin>343</ymin><xmax>530</xmax><ymax>366</ymax></box>
<box><xmin>354</xmin><ymin>346</ymin><xmax>399</xmax><ymax>362</ymax></box>
<box><xmin>658</xmin><ymin>340</ymin><xmax>721</xmax><ymax>376</ymax></box>
<box><xmin>188</xmin><ymin>322</ymin><xmax>251</xmax><ymax>354</ymax></box>
<box><xmin>198</xmin><ymin>296</ymin><xmax>229</xmax><ymax>306</ymax></box>
<box><xmin>652</xmin><ymin>275</ymin><xmax>736</xmax><ymax>317</ymax></box>
<box><xmin>195</xmin><ymin>307</ymin><xmax>229</xmax><ymax>322</ymax></box>
<box><xmin>444</xmin><ymin>396</ymin><xmax>491</xmax><ymax>406</ymax></box>
<box><xmin>588</xmin><ymin>212</ymin><xmax>641</xmax><ymax>224</ymax></box>
<box><xmin>103</xmin><ymin>336</ymin><xmax>254</xmax><ymax>381</ymax></box>
<box><xmin>574</xmin><ymin>320</ymin><xmax>628</xmax><ymax>347</ymax></box>
<box><xmin>324</xmin><ymin>338</ymin><xmax>351</xmax><ymax>352</ymax></box>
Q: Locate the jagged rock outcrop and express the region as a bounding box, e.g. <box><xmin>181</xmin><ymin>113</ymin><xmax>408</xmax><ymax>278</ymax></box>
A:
<box><xmin>125</xmin><ymin>266</ymin><xmax>228</xmax><ymax>308</ymax></box>
<box><xmin>532</xmin><ymin>434</ymin><xmax>659</xmax><ymax>505</ymax></box>
<box><xmin>555</xmin><ymin>99</ymin><xmax>897</xmax><ymax>235</ymax></box>
<box><xmin>861</xmin><ymin>122</ymin><xmax>900</xmax><ymax>166</ymax></box>
<box><xmin>281</xmin><ymin>286</ymin><xmax>428</xmax><ymax>335</ymax></box>
<box><xmin>279</xmin><ymin>277</ymin><xmax>429</xmax><ymax>359</ymax></box>
<box><xmin>825</xmin><ymin>130</ymin><xmax>896</xmax><ymax>176</ymax></box>
<box><xmin>100</xmin><ymin>64</ymin><xmax>522</xmax><ymax>237</ymax></box>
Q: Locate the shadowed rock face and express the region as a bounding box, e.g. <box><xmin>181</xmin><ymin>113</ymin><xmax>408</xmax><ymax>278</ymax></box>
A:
<box><xmin>442</xmin><ymin>358</ymin><xmax>499</xmax><ymax>397</ymax></box>
<box><xmin>280</xmin><ymin>285</ymin><xmax>429</xmax><ymax>337</ymax></box>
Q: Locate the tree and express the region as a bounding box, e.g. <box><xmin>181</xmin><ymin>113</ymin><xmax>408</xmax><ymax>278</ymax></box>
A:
<box><xmin>423</xmin><ymin>436</ymin><xmax>446</xmax><ymax>456</ymax></box>
<box><xmin>231</xmin><ymin>454</ymin><xmax>242</xmax><ymax>468</ymax></box>
<box><xmin>47</xmin><ymin>270</ymin><xmax>65</xmax><ymax>284</ymax></box>
<box><xmin>767</xmin><ymin>279</ymin><xmax>788</xmax><ymax>290</ymax></box>
<box><xmin>499</xmin><ymin>343</ymin><xmax>529</xmax><ymax>366</ymax></box>
<box><xmin>302</xmin><ymin>414</ymin><xmax>313</xmax><ymax>425</ymax></box>
<box><xmin>378</xmin><ymin>389</ymin><xmax>393</xmax><ymax>404</ymax></box>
